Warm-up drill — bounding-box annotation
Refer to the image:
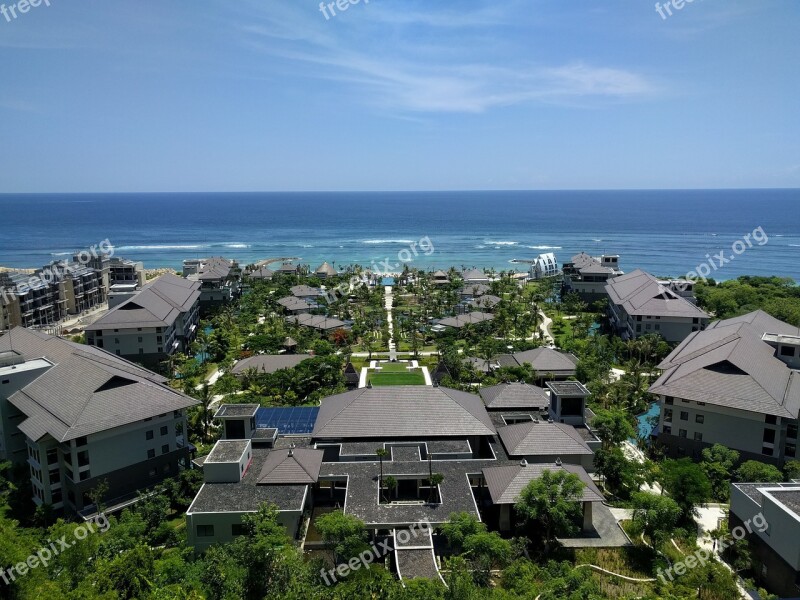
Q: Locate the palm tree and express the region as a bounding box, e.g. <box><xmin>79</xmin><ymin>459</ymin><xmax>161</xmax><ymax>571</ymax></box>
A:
<box><xmin>376</xmin><ymin>448</ymin><xmax>389</xmax><ymax>501</ymax></box>
<box><xmin>428</xmin><ymin>473</ymin><xmax>444</xmax><ymax>503</ymax></box>
<box><xmin>385</xmin><ymin>476</ymin><xmax>398</xmax><ymax>501</ymax></box>
<box><xmin>190</xmin><ymin>383</ymin><xmax>214</xmax><ymax>443</ymax></box>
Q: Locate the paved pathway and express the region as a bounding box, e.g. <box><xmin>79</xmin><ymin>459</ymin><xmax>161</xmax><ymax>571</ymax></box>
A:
<box><xmin>538</xmin><ymin>309</ymin><xmax>554</xmax><ymax>344</ymax></box>
<box><xmin>621</xmin><ymin>441</ymin><xmax>662</xmax><ymax>494</ymax></box>
<box><xmin>385</xmin><ymin>285</ymin><xmax>397</xmax><ymax>361</ymax></box>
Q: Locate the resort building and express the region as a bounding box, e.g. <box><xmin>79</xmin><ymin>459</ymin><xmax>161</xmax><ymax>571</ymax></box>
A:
<box><xmin>230</xmin><ymin>354</ymin><xmax>312</xmax><ymax>376</ymax></box>
<box><xmin>650</xmin><ymin>310</ymin><xmax>800</xmax><ymax>464</ymax></box>
<box><xmin>436</xmin><ymin>312</ymin><xmax>494</xmax><ymax>329</ymax></box>
<box><xmin>187</xmin><ymin>384</ymin><xmax>623</xmax><ymax>567</ymax></box>
<box><xmin>0</xmin><ymin>261</ymin><xmax>106</xmax><ymax>330</ymax></box>
<box><xmin>0</xmin><ymin>327</ymin><xmax>197</xmax><ymax>515</ymax></box>
<box><xmin>562</xmin><ymin>252</ymin><xmax>623</xmax><ymax>302</ymax></box>
<box><xmin>285</xmin><ymin>313</ymin><xmax>349</xmax><ymax>333</ymax></box>
<box><xmin>461</xmin><ymin>269</ymin><xmax>491</xmax><ymax>284</ymax></box>
<box><xmin>277</xmin><ymin>296</ymin><xmax>314</xmax><ymax>314</ymax></box>
<box><xmin>606</xmin><ymin>269</ymin><xmax>710</xmax><ymax>343</ymax></box>
<box><xmin>184</xmin><ymin>257</ymin><xmax>240</xmax><ymax>313</ymax></box>
<box><xmin>314</xmin><ymin>262</ymin><xmax>338</xmax><ymax>279</ymax></box>
<box><xmin>529</xmin><ymin>252</ymin><xmax>559</xmax><ymax>280</ymax></box>
<box><xmin>496</xmin><ymin>347</ymin><xmax>579</xmax><ymax>382</ymax></box>
<box><xmin>432</xmin><ymin>270</ymin><xmax>450</xmax><ymax>285</ymax></box>
<box><xmin>459</xmin><ymin>283</ymin><xmax>491</xmax><ymax>300</ymax></box>
<box><xmin>730</xmin><ymin>481</ymin><xmax>800</xmax><ymax>598</ymax></box>
<box><xmin>85</xmin><ymin>274</ymin><xmax>201</xmax><ymax>369</ymax></box>
<box><xmin>245</xmin><ymin>266</ymin><xmax>274</xmax><ymax>281</ymax></box>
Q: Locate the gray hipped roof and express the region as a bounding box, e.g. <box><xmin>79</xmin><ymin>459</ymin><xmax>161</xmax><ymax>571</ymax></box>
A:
<box><xmin>86</xmin><ymin>273</ymin><xmax>200</xmax><ymax>330</ymax></box>
<box><xmin>312</xmin><ymin>386</ymin><xmax>496</xmax><ymax>439</ymax></box>
<box><xmin>498</xmin><ymin>421</ymin><xmax>593</xmax><ymax>457</ymax></box>
<box><xmin>497</xmin><ymin>347</ymin><xmax>579</xmax><ymax>375</ymax></box>
<box><xmin>479</xmin><ymin>382</ymin><xmax>550</xmax><ymax>410</ymax></box>
<box><xmin>605</xmin><ymin>269</ymin><xmax>709</xmax><ymax>319</ymax></box>
<box><xmin>482</xmin><ymin>463</ymin><xmax>603</xmax><ymax>505</ymax></box>
<box><xmin>649</xmin><ymin>310</ymin><xmax>800</xmax><ymax>417</ymax></box>
<box><xmin>231</xmin><ymin>354</ymin><xmax>312</xmax><ymax>375</ymax></box>
<box><xmin>258</xmin><ymin>448</ymin><xmax>323</xmax><ymax>485</ymax></box>
<box><xmin>0</xmin><ymin>328</ymin><xmax>197</xmax><ymax>443</ymax></box>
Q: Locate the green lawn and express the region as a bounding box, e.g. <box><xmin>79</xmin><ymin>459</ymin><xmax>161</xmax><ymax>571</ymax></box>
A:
<box><xmin>369</xmin><ymin>372</ymin><xmax>426</xmax><ymax>386</ymax></box>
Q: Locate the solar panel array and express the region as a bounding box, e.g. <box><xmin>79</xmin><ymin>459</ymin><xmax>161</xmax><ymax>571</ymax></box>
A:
<box><xmin>256</xmin><ymin>407</ymin><xmax>320</xmax><ymax>434</ymax></box>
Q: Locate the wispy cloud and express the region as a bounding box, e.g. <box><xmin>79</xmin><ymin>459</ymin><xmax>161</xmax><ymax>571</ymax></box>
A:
<box><xmin>235</xmin><ymin>2</ymin><xmax>657</xmax><ymax>114</ymax></box>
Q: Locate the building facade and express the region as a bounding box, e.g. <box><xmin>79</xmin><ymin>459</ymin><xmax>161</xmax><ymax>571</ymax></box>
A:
<box><xmin>650</xmin><ymin>310</ymin><xmax>800</xmax><ymax>465</ymax></box>
<box><xmin>0</xmin><ymin>328</ymin><xmax>197</xmax><ymax>515</ymax></box>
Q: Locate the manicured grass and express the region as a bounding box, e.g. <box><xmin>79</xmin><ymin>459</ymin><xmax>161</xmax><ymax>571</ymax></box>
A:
<box><xmin>369</xmin><ymin>371</ymin><xmax>426</xmax><ymax>386</ymax></box>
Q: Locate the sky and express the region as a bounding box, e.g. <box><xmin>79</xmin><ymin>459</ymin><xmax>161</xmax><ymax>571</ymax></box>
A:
<box><xmin>0</xmin><ymin>0</ymin><xmax>798</xmax><ymax>192</ymax></box>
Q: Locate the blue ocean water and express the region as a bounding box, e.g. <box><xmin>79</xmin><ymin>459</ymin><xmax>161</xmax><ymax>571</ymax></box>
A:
<box><xmin>0</xmin><ymin>190</ymin><xmax>798</xmax><ymax>280</ymax></box>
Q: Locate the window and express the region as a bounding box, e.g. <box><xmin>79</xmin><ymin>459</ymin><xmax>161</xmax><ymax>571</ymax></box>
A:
<box><xmin>645</xmin><ymin>324</ymin><xmax>651</xmax><ymax>330</ymax></box>
<box><xmin>139</xmin><ymin>348</ymin><xmax>144</xmax><ymax>355</ymax></box>
<box><xmin>157</xmin><ymin>336</ymin><xmax>162</xmax><ymax>343</ymax></box>
<box><xmin>160</xmin><ymin>426</ymin><xmax>168</xmax><ymax>436</ymax></box>
<box><xmin>51</xmin><ymin>490</ymin><xmax>62</xmax><ymax>504</ymax></box>
<box><xmin>762</xmin><ymin>445</ymin><xmax>774</xmax><ymax>457</ymax></box>
<box><xmin>115</xmin><ymin>350</ymin><xmax>121</xmax><ymax>356</ymax></box>
<box><xmin>161</xmin><ymin>444</ymin><xmax>169</xmax><ymax>455</ymax></box>
<box><xmin>157</xmin><ymin>347</ymin><xmax>163</xmax><ymax>353</ymax></box>
<box><xmin>780</xmin><ymin>346</ymin><xmax>796</xmax><ymax>357</ymax></box>
<box><xmin>115</xmin><ymin>338</ymin><xmax>119</xmax><ymax>344</ymax></box>
<box><xmin>694</xmin><ymin>432</ymin><xmax>703</xmax><ymax>441</ymax></box>
<box><xmin>663</xmin><ymin>425</ymin><xmax>672</xmax><ymax>435</ymax></box>
<box><xmin>665</xmin><ymin>397</ymin><xmax>674</xmax><ymax>405</ymax></box>
<box><xmin>79</xmin><ymin>470</ymin><xmax>90</xmax><ymax>481</ymax></box>
<box><xmin>786</xmin><ymin>443</ymin><xmax>796</xmax><ymax>458</ymax></box>
<box><xmin>146</xmin><ymin>430</ymin><xmax>154</xmax><ymax>440</ymax></box>
<box><xmin>764</xmin><ymin>429</ymin><xmax>776</xmax><ymax>444</ymax></box>
<box><xmin>788</xmin><ymin>424</ymin><xmax>798</xmax><ymax>439</ymax></box>
<box><xmin>147</xmin><ymin>449</ymin><xmax>156</xmax><ymax>459</ymax></box>
<box><xmin>197</xmin><ymin>525</ymin><xmax>214</xmax><ymax>537</ymax></box>
<box><xmin>766</xmin><ymin>415</ymin><xmax>777</xmax><ymax>425</ymax></box>
<box><xmin>1</xmin><ymin>379</ymin><xmax>8</xmax><ymax>384</ymax></box>
<box><xmin>77</xmin><ymin>450</ymin><xmax>89</xmax><ymax>467</ymax></box>
<box><xmin>680</xmin><ymin>411</ymin><xmax>688</xmax><ymax>421</ymax></box>
<box><xmin>696</xmin><ymin>414</ymin><xmax>704</xmax><ymax>424</ymax></box>
<box><xmin>655</xmin><ymin>324</ymin><xmax>660</xmax><ymax>330</ymax></box>
<box><xmin>138</xmin><ymin>337</ymin><xmax>143</xmax><ymax>343</ymax></box>
<box><xmin>664</xmin><ymin>409</ymin><xmax>673</xmax><ymax>421</ymax></box>
<box><xmin>49</xmin><ymin>471</ymin><xmax>60</xmax><ymax>485</ymax></box>
<box><xmin>75</xmin><ymin>437</ymin><xmax>87</xmax><ymax>447</ymax></box>
<box><xmin>232</xmin><ymin>524</ymin><xmax>246</xmax><ymax>536</ymax></box>
<box><xmin>636</xmin><ymin>324</ymin><xmax>642</xmax><ymax>333</ymax></box>
<box><xmin>679</xmin><ymin>429</ymin><xmax>687</xmax><ymax>438</ymax></box>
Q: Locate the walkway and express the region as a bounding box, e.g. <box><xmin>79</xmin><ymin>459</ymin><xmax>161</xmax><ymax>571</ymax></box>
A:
<box><xmin>385</xmin><ymin>285</ymin><xmax>397</xmax><ymax>361</ymax></box>
<box><xmin>538</xmin><ymin>309</ymin><xmax>554</xmax><ymax>345</ymax></box>
<box><xmin>621</xmin><ymin>441</ymin><xmax>662</xmax><ymax>494</ymax></box>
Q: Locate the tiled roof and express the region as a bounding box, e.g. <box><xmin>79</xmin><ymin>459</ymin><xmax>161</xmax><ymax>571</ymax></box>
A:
<box><xmin>503</xmin><ymin>347</ymin><xmax>579</xmax><ymax>374</ymax></box>
<box><xmin>650</xmin><ymin>310</ymin><xmax>800</xmax><ymax>417</ymax></box>
<box><xmin>479</xmin><ymin>382</ymin><xmax>550</xmax><ymax>410</ymax></box>
<box><xmin>482</xmin><ymin>463</ymin><xmax>602</xmax><ymax>504</ymax></box>
<box><xmin>497</xmin><ymin>421</ymin><xmax>593</xmax><ymax>457</ymax></box>
<box><xmin>257</xmin><ymin>448</ymin><xmax>323</xmax><ymax>485</ymax></box>
<box><xmin>86</xmin><ymin>273</ymin><xmax>200</xmax><ymax>330</ymax></box>
<box><xmin>606</xmin><ymin>269</ymin><xmax>709</xmax><ymax>319</ymax></box>
<box><xmin>231</xmin><ymin>354</ymin><xmax>312</xmax><ymax>375</ymax></box>
<box><xmin>312</xmin><ymin>386</ymin><xmax>496</xmax><ymax>439</ymax></box>
<box><xmin>0</xmin><ymin>328</ymin><xmax>197</xmax><ymax>443</ymax></box>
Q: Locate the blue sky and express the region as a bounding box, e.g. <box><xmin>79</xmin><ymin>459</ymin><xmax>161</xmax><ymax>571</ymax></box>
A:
<box><xmin>0</xmin><ymin>0</ymin><xmax>798</xmax><ymax>192</ymax></box>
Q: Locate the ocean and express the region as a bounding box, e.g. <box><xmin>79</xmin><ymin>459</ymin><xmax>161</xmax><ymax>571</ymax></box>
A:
<box><xmin>0</xmin><ymin>190</ymin><xmax>798</xmax><ymax>280</ymax></box>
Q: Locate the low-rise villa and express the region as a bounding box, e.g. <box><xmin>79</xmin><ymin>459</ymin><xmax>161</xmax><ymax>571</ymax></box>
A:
<box><xmin>186</xmin><ymin>384</ymin><xmax>625</xmax><ymax>576</ymax></box>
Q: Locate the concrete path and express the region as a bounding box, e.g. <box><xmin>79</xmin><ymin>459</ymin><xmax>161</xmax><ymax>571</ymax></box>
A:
<box><xmin>358</xmin><ymin>367</ymin><xmax>369</xmax><ymax>388</ymax></box>
<box><xmin>622</xmin><ymin>441</ymin><xmax>662</xmax><ymax>494</ymax></box>
<box><xmin>421</xmin><ymin>366</ymin><xmax>432</xmax><ymax>386</ymax></box>
<box><xmin>385</xmin><ymin>285</ymin><xmax>397</xmax><ymax>361</ymax></box>
<box><xmin>538</xmin><ymin>309</ymin><xmax>554</xmax><ymax>345</ymax></box>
